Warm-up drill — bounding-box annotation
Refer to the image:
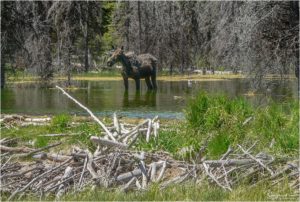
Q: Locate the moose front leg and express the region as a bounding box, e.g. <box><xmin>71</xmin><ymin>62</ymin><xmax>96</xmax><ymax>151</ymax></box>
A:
<box><xmin>123</xmin><ymin>76</ymin><xmax>129</xmax><ymax>91</ymax></box>
<box><xmin>151</xmin><ymin>74</ymin><xmax>157</xmax><ymax>90</ymax></box>
<box><xmin>145</xmin><ymin>77</ymin><xmax>153</xmax><ymax>90</ymax></box>
<box><xmin>135</xmin><ymin>78</ymin><xmax>140</xmax><ymax>91</ymax></box>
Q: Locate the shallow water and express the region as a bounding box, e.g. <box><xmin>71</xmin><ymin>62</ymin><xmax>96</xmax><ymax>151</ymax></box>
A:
<box><xmin>1</xmin><ymin>79</ymin><xmax>298</xmax><ymax>119</ymax></box>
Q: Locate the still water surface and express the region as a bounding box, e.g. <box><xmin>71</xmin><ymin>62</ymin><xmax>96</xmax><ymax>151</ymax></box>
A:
<box><xmin>1</xmin><ymin>79</ymin><xmax>298</xmax><ymax>119</ymax></box>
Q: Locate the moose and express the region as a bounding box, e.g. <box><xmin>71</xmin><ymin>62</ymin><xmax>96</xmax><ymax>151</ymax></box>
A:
<box><xmin>107</xmin><ymin>46</ymin><xmax>157</xmax><ymax>91</ymax></box>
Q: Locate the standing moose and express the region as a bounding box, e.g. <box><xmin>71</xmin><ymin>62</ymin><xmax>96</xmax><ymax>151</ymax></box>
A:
<box><xmin>107</xmin><ymin>47</ymin><xmax>157</xmax><ymax>91</ymax></box>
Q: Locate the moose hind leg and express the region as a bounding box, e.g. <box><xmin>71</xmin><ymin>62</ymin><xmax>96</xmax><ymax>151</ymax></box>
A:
<box><xmin>145</xmin><ymin>77</ymin><xmax>153</xmax><ymax>90</ymax></box>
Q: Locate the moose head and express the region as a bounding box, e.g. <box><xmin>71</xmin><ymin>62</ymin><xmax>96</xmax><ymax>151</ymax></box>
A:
<box><xmin>107</xmin><ymin>46</ymin><xmax>124</xmax><ymax>67</ymax></box>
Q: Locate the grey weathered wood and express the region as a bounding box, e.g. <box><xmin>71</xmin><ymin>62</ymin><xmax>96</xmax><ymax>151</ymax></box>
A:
<box><xmin>156</xmin><ymin>161</ymin><xmax>167</xmax><ymax>182</ymax></box>
<box><xmin>90</xmin><ymin>136</ymin><xmax>128</xmax><ymax>149</ymax></box>
<box><xmin>146</xmin><ymin>119</ymin><xmax>152</xmax><ymax>142</ymax></box>
<box><xmin>8</xmin><ymin>158</ymin><xmax>72</xmax><ymax>201</ymax></box>
<box><xmin>15</xmin><ymin>142</ymin><xmax>62</xmax><ymax>158</ymax></box>
<box><xmin>116</xmin><ymin>168</ymin><xmax>142</xmax><ymax>182</ymax></box>
<box><xmin>204</xmin><ymin>159</ymin><xmax>256</xmax><ymax>167</ymax></box>
<box><xmin>203</xmin><ymin>162</ymin><xmax>229</xmax><ymax>191</ymax></box>
<box><xmin>238</xmin><ymin>144</ymin><xmax>274</xmax><ymax>175</ymax></box>
<box><xmin>56</xmin><ymin>166</ymin><xmax>74</xmax><ymax>199</ymax></box>
<box><xmin>113</xmin><ymin>113</ymin><xmax>121</xmax><ymax>135</ymax></box>
<box><xmin>121</xmin><ymin>177</ymin><xmax>137</xmax><ymax>192</ymax></box>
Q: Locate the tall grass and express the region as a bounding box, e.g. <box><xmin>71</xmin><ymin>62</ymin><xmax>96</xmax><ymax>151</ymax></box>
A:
<box><xmin>6</xmin><ymin>180</ymin><xmax>296</xmax><ymax>201</ymax></box>
<box><xmin>185</xmin><ymin>92</ymin><xmax>299</xmax><ymax>158</ymax></box>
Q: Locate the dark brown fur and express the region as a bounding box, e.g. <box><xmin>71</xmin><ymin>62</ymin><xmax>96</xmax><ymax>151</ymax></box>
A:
<box><xmin>107</xmin><ymin>47</ymin><xmax>157</xmax><ymax>91</ymax></box>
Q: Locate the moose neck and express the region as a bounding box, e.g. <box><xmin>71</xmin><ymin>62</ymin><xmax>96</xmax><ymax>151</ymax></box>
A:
<box><xmin>119</xmin><ymin>54</ymin><xmax>132</xmax><ymax>72</ymax></box>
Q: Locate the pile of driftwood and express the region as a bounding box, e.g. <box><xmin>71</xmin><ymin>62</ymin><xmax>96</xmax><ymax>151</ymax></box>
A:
<box><xmin>196</xmin><ymin>143</ymin><xmax>299</xmax><ymax>192</ymax></box>
<box><xmin>1</xmin><ymin>142</ymin><xmax>187</xmax><ymax>200</ymax></box>
<box><xmin>0</xmin><ymin>115</ymin><xmax>51</xmax><ymax>128</ymax></box>
<box><xmin>1</xmin><ymin>138</ymin><xmax>299</xmax><ymax>200</ymax></box>
<box><xmin>1</xmin><ymin>86</ymin><xmax>299</xmax><ymax>200</ymax></box>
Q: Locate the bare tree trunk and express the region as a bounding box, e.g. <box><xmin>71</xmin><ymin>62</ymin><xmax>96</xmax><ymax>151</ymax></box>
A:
<box><xmin>66</xmin><ymin>48</ymin><xmax>71</xmax><ymax>86</ymax></box>
<box><xmin>84</xmin><ymin>5</ymin><xmax>89</xmax><ymax>72</ymax></box>
<box><xmin>137</xmin><ymin>1</ymin><xmax>142</xmax><ymax>54</ymax></box>
<box><xmin>84</xmin><ymin>28</ymin><xmax>89</xmax><ymax>72</ymax></box>
<box><xmin>1</xmin><ymin>60</ymin><xmax>5</xmax><ymax>88</ymax></box>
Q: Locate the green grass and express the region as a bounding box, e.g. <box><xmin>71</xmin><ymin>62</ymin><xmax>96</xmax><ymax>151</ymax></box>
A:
<box><xmin>1</xmin><ymin>92</ymin><xmax>298</xmax><ymax>201</ymax></box>
<box><xmin>2</xmin><ymin>180</ymin><xmax>297</xmax><ymax>201</ymax></box>
<box><xmin>73</xmin><ymin>70</ymin><xmax>120</xmax><ymax>77</ymax></box>
<box><xmin>1</xmin><ymin>114</ymin><xmax>102</xmax><ymax>151</ymax></box>
<box><xmin>185</xmin><ymin>92</ymin><xmax>299</xmax><ymax>158</ymax></box>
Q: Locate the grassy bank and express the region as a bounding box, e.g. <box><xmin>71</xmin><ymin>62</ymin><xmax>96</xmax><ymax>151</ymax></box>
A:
<box><xmin>1</xmin><ymin>93</ymin><xmax>298</xmax><ymax>201</ymax></box>
<box><xmin>6</xmin><ymin>70</ymin><xmax>245</xmax><ymax>84</ymax></box>
<box><xmin>6</xmin><ymin>70</ymin><xmax>297</xmax><ymax>85</ymax></box>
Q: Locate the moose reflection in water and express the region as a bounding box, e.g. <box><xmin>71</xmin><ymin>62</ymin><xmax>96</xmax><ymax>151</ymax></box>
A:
<box><xmin>123</xmin><ymin>91</ymin><xmax>156</xmax><ymax>108</ymax></box>
<box><xmin>107</xmin><ymin>46</ymin><xmax>157</xmax><ymax>91</ymax></box>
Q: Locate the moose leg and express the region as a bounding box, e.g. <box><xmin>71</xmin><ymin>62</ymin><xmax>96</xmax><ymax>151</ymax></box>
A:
<box><xmin>145</xmin><ymin>77</ymin><xmax>153</xmax><ymax>90</ymax></box>
<box><xmin>135</xmin><ymin>78</ymin><xmax>140</xmax><ymax>91</ymax></box>
<box><xmin>151</xmin><ymin>75</ymin><xmax>157</xmax><ymax>90</ymax></box>
<box><xmin>123</xmin><ymin>76</ymin><xmax>129</xmax><ymax>91</ymax></box>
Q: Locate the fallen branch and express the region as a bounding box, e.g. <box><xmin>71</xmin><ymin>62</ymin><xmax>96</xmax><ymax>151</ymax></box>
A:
<box><xmin>56</xmin><ymin>86</ymin><xmax>116</xmax><ymax>141</ymax></box>
<box><xmin>90</xmin><ymin>136</ymin><xmax>128</xmax><ymax>150</ymax></box>
<box><xmin>0</xmin><ymin>145</ymin><xmax>33</xmax><ymax>153</ymax></box>
<box><xmin>238</xmin><ymin>144</ymin><xmax>274</xmax><ymax>175</ymax></box>
<box><xmin>8</xmin><ymin>158</ymin><xmax>72</xmax><ymax>201</ymax></box>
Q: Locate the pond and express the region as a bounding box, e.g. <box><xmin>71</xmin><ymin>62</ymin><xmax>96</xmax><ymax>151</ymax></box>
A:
<box><xmin>1</xmin><ymin>79</ymin><xmax>298</xmax><ymax>119</ymax></box>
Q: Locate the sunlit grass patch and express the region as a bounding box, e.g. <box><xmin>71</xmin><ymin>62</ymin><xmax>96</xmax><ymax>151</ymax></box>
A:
<box><xmin>185</xmin><ymin>92</ymin><xmax>299</xmax><ymax>158</ymax></box>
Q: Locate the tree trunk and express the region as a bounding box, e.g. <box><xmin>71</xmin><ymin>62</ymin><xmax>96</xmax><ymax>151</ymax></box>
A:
<box><xmin>1</xmin><ymin>60</ymin><xmax>5</xmax><ymax>88</ymax></box>
<box><xmin>66</xmin><ymin>48</ymin><xmax>71</xmax><ymax>86</ymax></box>
<box><xmin>84</xmin><ymin>5</ymin><xmax>89</xmax><ymax>72</ymax></box>
<box><xmin>84</xmin><ymin>30</ymin><xmax>89</xmax><ymax>72</ymax></box>
<box><xmin>137</xmin><ymin>1</ymin><xmax>142</xmax><ymax>54</ymax></box>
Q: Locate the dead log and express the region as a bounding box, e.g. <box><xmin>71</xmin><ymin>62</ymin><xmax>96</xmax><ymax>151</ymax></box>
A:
<box><xmin>156</xmin><ymin>161</ymin><xmax>167</xmax><ymax>182</ymax></box>
<box><xmin>24</xmin><ymin>117</ymin><xmax>51</xmax><ymax>122</ymax></box>
<box><xmin>204</xmin><ymin>159</ymin><xmax>256</xmax><ymax>167</ymax></box>
<box><xmin>86</xmin><ymin>150</ymin><xmax>98</xmax><ymax>179</ymax></box>
<box><xmin>32</xmin><ymin>152</ymin><xmax>71</xmax><ymax>162</ymax></box>
<box><xmin>121</xmin><ymin>177</ymin><xmax>137</xmax><ymax>192</ymax></box>
<box><xmin>56</xmin><ymin>166</ymin><xmax>74</xmax><ymax>200</ymax></box>
<box><xmin>238</xmin><ymin>144</ymin><xmax>274</xmax><ymax>175</ymax></box>
<box><xmin>203</xmin><ymin>162</ymin><xmax>230</xmax><ymax>191</ymax></box>
<box><xmin>139</xmin><ymin>152</ymin><xmax>148</xmax><ymax>188</ymax></box>
<box><xmin>90</xmin><ymin>136</ymin><xmax>128</xmax><ymax>150</ymax></box>
<box><xmin>0</xmin><ymin>165</ymin><xmax>43</xmax><ymax>180</ymax></box>
<box><xmin>146</xmin><ymin>119</ymin><xmax>152</xmax><ymax>142</ymax></box>
<box><xmin>14</xmin><ymin>142</ymin><xmax>62</xmax><ymax>158</ymax></box>
<box><xmin>8</xmin><ymin>158</ymin><xmax>72</xmax><ymax>201</ymax></box>
<box><xmin>113</xmin><ymin>113</ymin><xmax>121</xmax><ymax>135</ymax></box>
<box><xmin>116</xmin><ymin>169</ymin><xmax>143</xmax><ymax>182</ymax></box>
<box><xmin>0</xmin><ymin>145</ymin><xmax>33</xmax><ymax>153</ymax></box>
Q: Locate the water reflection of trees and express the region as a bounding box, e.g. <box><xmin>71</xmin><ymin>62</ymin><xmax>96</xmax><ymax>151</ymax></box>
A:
<box><xmin>2</xmin><ymin>79</ymin><xmax>297</xmax><ymax>115</ymax></box>
<box><xmin>123</xmin><ymin>91</ymin><xmax>157</xmax><ymax>108</ymax></box>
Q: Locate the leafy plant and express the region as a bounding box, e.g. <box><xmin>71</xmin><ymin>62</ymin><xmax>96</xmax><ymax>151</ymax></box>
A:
<box><xmin>50</xmin><ymin>114</ymin><xmax>71</xmax><ymax>132</ymax></box>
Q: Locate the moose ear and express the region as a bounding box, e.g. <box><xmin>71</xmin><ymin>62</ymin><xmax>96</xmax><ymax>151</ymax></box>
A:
<box><xmin>121</xmin><ymin>46</ymin><xmax>124</xmax><ymax>51</ymax></box>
